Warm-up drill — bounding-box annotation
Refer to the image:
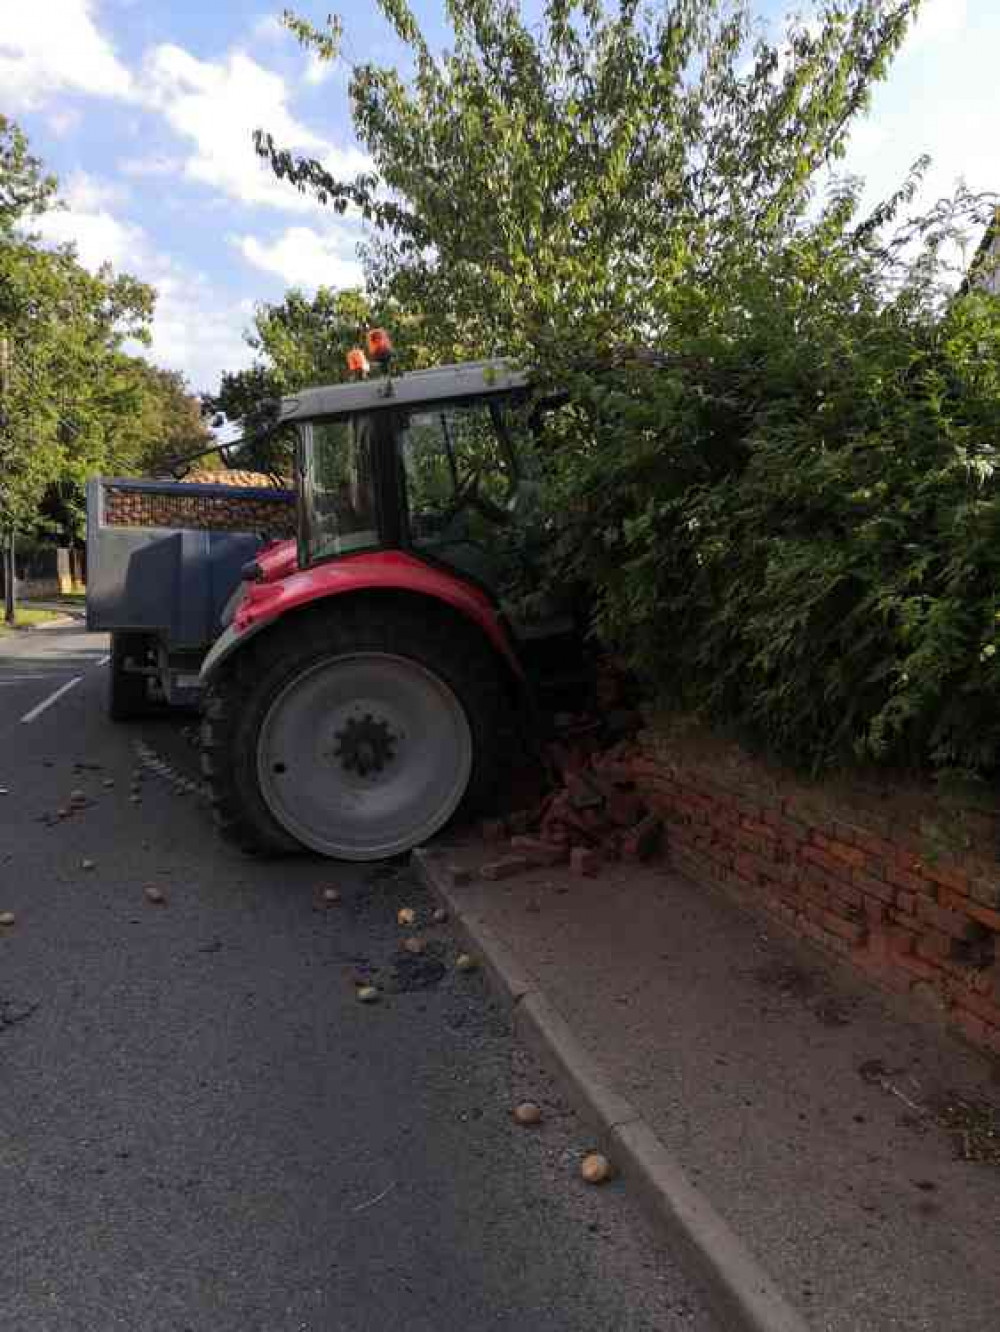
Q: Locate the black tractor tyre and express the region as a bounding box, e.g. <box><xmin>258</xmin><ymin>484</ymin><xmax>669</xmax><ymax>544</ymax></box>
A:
<box><xmin>200</xmin><ymin>600</ymin><xmax>508</xmax><ymax>859</ymax></box>
<box><xmin>108</xmin><ymin>631</ymin><xmax>158</xmax><ymax>722</ymax></box>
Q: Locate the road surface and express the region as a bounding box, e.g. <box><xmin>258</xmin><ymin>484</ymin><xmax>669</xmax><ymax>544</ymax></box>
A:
<box><xmin>0</xmin><ymin>620</ymin><xmax>713</xmax><ymax>1332</ymax></box>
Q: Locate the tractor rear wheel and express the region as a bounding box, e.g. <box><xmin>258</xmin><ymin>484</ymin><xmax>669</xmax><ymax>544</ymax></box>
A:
<box><xmin>201</xmin><ymin>602</ymin><xmax>505</xmax><ymax>860</ymax></box>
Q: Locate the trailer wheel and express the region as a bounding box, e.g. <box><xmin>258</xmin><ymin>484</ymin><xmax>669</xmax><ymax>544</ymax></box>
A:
<box><xmin>108</xmin><ymin>632</ymin><xmax>157</xmax><ymax>722</ymax></box>
<box><xmin>201</xmin><ymin>602</ymin><xmax>505</xmax><ymax>860</ymax></box>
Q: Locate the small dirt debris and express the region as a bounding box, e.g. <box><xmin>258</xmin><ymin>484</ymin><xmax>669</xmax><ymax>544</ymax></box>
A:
<box><xmin>928</xmin><ymin>1092</ymin><xmax>1000</xmax><ymax>1165</ymax></box>
<box><xmin>390</xmin><ymin>952</ymin><xmax>446</xmax><ymax>992</ymax></box>
<box><xmin>0</xmin><ymin>997</ymin><xmax>39</xmax><ymax>1029</ymax></box>
<box><xmin>144</xmin><ymin>886</ymin><xmax>167</xmax><ymax>905</ymax></box>
<box><xmin>859</xmin><ymin>1058</ymin><xmax>890</xmax><ymax>1085</ymax></box>
<box><xmin>753</xmin><ymin>962</ymin><xmax>819</xmax><ymax>1003</ymax></box>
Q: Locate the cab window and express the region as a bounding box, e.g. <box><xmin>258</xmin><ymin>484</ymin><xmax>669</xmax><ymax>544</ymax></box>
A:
<box><xmin>304</xmin><ymin>416</ymin><xmax>379</xmax><ymax>562</ymax></box>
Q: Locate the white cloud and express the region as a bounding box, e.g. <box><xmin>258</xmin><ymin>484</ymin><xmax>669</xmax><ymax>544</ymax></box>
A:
<box><xmin>251</xmin><ymin>13</ymin><xmax>286</xmax><ymax>43</ymax></box>
<box><xmin>32</xmin><ymin>185</ymin><xmax>250</xmax><ymax>390</ymax></box>
<box><xmin>47</xmin><ymin>107</ymin><xmax>84</xmax><ymax>137</ymax></box>
<box><xmin>62</xmin><ymin>171</ymin><xmax>128</xmax><ymax>212</ymax></box>
<box><xmin>908</xmin><ymin>0</ymin><xmax>968</xmax><ymax>47</ymax></box>
<box><xmin>141</xmin><ymin>43</ymin><xmax>368</xmax><ymax>211</ymax></box>
<box><xmin>304</xmin><ymin>52</ymin><xmax>336</xmax><ymax>86</ymax></box>
<box><xmin>0</xmin><ymin>0</ymin><xmax>133</xmax><ymax>110</ymax></box>
<box><xmin>118</xmin><ymin>154</ymin><xmax>188</xmax><ymax>179</ymax></box>
<box><xmin>147</xmin><ymin>272</ymin><xmax>254</xmax><ymax>392</ymax></box>
<box><xmin>34</xmin><ymin>182</ymin><xmax>142</xmax><ymax>271</ymax></box>
<box><xmin>234</xmin><ymin>224</ymin><xmax>363</xmax><ymax>288</ymax></box>
<box><xmin>843</xmin><ymin>0</ymin><xmax>997</xmax><ymax>215</ymax></box>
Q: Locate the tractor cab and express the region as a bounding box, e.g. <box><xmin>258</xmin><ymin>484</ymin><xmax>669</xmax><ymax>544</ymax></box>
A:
<box><xmin>291</xmin><ymin>353</ymin><xmax>544</xmax><ymax>613</ymax></box>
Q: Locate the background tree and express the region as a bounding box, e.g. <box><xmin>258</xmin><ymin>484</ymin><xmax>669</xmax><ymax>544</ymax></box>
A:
<box><xmin>1</xmin><ymin>116</ymin><xmax>156</xmax><ymax>619</ymax></box>
<box><xmin>207</xmin><ymin>285</ymin><xmax>430</xmax><ymax>476</ymax></box>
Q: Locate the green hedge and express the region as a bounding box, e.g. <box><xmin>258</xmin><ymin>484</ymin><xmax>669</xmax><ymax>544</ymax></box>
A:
<box><xmin>539</xmin><ymin>231</ymin><xmax>1000</xmax><ymax>781</ymax></box>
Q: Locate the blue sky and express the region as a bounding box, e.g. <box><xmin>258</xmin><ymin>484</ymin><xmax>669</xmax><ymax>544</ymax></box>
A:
<box><xmin>2</xmin><ymin>0</ymin><xmax>996</xmax><ymax>393</ymax></box>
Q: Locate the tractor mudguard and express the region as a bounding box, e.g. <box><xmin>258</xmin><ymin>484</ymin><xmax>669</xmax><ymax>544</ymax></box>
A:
<box><xmin>199</xmin><ymin>549</ymin><xmax>523</xmax><ymax>685</ymax></box>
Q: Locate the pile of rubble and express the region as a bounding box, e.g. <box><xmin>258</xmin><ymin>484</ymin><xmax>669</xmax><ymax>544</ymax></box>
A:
<box><xmin>480</xmin><ymin>738</ymin><xmax>663</xmax><ymax>880</ymax></box>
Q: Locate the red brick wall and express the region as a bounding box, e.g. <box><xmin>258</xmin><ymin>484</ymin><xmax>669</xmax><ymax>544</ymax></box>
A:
<box><xmin>627</xmin><ymin>724</ymin><xmax>1000</xmax><ymax>1061</ymax></box>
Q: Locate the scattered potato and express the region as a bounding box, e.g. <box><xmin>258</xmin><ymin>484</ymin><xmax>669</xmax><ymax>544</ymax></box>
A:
<box><xmin>356</xmin><ymin>986</ymin><xmax>380</xmax><ymax>1004</ymax></box>
<box><xmin>581</xmin><ymin>1153</ymin><xmax>612</xmax><ymax>1184</ymax></box>
<box><xmin>513</xmin><ymin>1102</ymin><xmax>543</xmax><ymax>1126</ymax></box>
<box><xmin>397</xmin><ymin>907</ymin><xmax>416</xmax><ymax>927</ymax></box>
<box><xmin>455</xmin><ymin>953</ymin><xmax>477</xmax><ymax>972</ymax></box>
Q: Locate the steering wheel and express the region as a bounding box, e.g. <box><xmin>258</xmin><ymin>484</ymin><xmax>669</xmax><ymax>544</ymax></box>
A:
<box><xmin>448</xmin><ymin>466</ymin><xmax>512</xmax><ymax>526</ymax></box>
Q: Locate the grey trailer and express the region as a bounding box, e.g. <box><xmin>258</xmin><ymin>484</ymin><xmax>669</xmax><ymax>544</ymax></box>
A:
<box><xmin>86</xmin><ymin>476</ymin><xmax>295</xmax><ymax>719</ymax></box>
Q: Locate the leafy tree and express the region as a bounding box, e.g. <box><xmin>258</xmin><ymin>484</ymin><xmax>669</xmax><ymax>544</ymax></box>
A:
<box><xmin>257</xmin><ymin>0</ymin><xmax>1000</xmax><ymax>780</ymax></box>
<box><xmin>207</xmin><ymin>285</ymin><xmax>431</xmax><ymax>474</ymax></box>
<box><xmin>119</xmin><ymin>359</ymin><xmax>213</xmax><ymax>475</ymax></box>
<box><xmin>260</xmin><ymin>0</ymin><xmax>921</xmax><ymax>362</ymax></box>
<box><xmin>0</xmin><ymin>114</ymin><xmax>57</xmax><ymax>235</ymax></box>
<box><xmin>1</xmin><ymin>117</ymin><xmax>156</xmax><ymax>617</ymax></box>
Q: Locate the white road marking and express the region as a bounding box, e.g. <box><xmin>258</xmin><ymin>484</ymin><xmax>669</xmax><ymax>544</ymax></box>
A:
<box><xmin>20</xmin><ymin>676</ymin><xmax>82</xmax><ymax>724</ymax></box>
<box><xmin>96</xmin><ymin>654</ymin><xmax>110</xmax><ymax>667</ymax></box>
<box><xmin>0</xmin><ymin>675</ymin><xmax>67</xmax><ymax>683</ymax></box>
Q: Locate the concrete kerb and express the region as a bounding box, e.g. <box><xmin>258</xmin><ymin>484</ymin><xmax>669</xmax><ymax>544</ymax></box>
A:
<box><xmin>411</xmin><ymin>847</ymin><xmax>811</xmax><ymax>1332</ymax></box>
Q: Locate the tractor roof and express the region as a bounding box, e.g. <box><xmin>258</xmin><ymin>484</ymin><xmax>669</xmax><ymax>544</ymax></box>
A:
<box><xmin>279</xmin><ymin>358</ymin><xmax>530</xmax><ymax>423</ymax></box>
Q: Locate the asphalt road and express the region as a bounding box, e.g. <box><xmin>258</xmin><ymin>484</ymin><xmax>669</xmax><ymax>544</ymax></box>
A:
<box><xmin>0</xmin><ymin>620</ymin><xmax>714</xmax><ymax>1332</ymax></box>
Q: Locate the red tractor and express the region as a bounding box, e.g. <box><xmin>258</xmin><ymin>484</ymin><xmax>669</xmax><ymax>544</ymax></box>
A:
<box><xmin>198</xmin><ymin>338</ymin><xmax>583</xmax><ymax>861</ymax></box>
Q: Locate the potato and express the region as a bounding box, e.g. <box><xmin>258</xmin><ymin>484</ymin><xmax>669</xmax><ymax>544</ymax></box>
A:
<box><xmin>513</xmin><ymin>1102</ymin><xmax>542</xmax><ymax>1126</ymax></box>
<box><xmin>580</xmin><ymin>1153</ymin><xmax>612</xmax><ymax>1184</ymax></box>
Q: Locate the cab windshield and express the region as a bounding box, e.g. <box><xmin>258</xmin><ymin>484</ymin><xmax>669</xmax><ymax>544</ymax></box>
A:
<box><xmin>298</xmin><ymin>393</ymin><xmax>536</xmax><ymax>587</ymax></box>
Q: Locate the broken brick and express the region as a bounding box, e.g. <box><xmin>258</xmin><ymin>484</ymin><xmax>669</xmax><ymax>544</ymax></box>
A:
<box><xmin>607</xmin><ymin>791</ymin><xmax>648</xmax><ymax>828</ymax></box>
<box><xmin>622</xmin><ymin>814</ymin><xmax>663</xmax><ymax>862</ymax></box>
<box><xmin>566</xmin><ymin>773</ymin><xmax>604</xmax><ymax>812</ymax></box>
<box><xmin>480</xmin><ymin>818</ymin><xmax>508</xmax><ymax>843</ymax></box>
<box><xmin>481</xmin><ymin>856</ymin><xmax>529</xmax><ymax>882</ymax></box>
<box><xmin>510</xmin><ymin>835</ymin><xmax>568</xmax><ymax>867</ymax></box>
<box><xmin>570</xmin><ymin>847</ymin><xmax>600</xmax><ymax>877</ymax></box>
<box><xmin>507</xmin><ymin>809</ymin><xmax>533</xmax><ymax>835</ymax></box>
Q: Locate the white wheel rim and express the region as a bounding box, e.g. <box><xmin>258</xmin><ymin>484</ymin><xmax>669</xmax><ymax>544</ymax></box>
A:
<box><xmin>257</xmin><ymin>652</ymin><xmax>473</xmax><ymax>860</ymax></box>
